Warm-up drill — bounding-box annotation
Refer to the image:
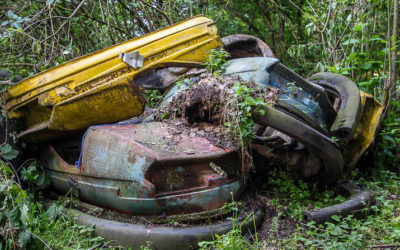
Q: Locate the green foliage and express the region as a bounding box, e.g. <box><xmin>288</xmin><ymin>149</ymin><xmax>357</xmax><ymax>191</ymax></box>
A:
<box><xmin>295</xmin><ymin>169</ymin><xmax>400</xmax><ymax>249</ymax></box>
<box><xmin>0</xmin><ymin>144</ymin><xmax>19</xmax><ymax>161</ymax></box>
<box><xmin>20</xmin><ymin>161</ymin><xmax>50</xmax><ymax>191</ymax></box>
<box><xmin>1</xmin><ymin>161</ymin><xmax>36</xmax><ymax>248</ymax></box>
<box><xmin>225</xmin><ymin>83</ymin><xmax>267</xmax><ymax>146</ymax></box>
<box><xmin>0</xmin><ymin>161</ymin><xmax>107</xmax><ymax>249</ymax></box>
<box><xmin>247</xmin><ymin>166</ymin><xmax>400</xmax><ymax>249</ymax></box>
<box><xmin>140</xmin><ymin>241</ymin><xmax>153</xmax><ymax>250</ymax></box>
<box><xmin>203</xmin><ymin>48</ymin><xmax>267</xmax><ymax>153</ymax></box>
<box><xmin>198</xmin><ymin>201</ymin><xmax>257</xmax><ymax>250</ymax></box>
<box><xmin>34</xmin><ymin>216</ymin><xmax>106</xmax><ymax>249</ymax></box>
<box><xmin>203</xmin><ymin>48</ymin><xmax>230</xmax><ymax>75</ymax></box>
<box><xmin>1</xmin><ymin>10</ymin><xmax>30</xmax><ymax>29</ymax></box>
<box><xmin>142</xmin><ymin>90</ymin><xmax>163</xmax><ymax>108</ymax></box>
<box><xmin>198</xmin><ymin>223</ymin><xmax>254</xmax><ymax>250</ymax></box>
<box><xmin>376</xmin><ymin>105</ymin><xmax>400</xmax><ymax>170</ymax></box>
<box><xmin>264</xmin><ymin>168</ymin><xmax>345</xmax><ymax>220</ymax></box>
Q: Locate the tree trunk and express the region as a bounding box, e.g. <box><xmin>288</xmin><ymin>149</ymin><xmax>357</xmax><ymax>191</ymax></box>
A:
<box><xmin>382</xmin><ymin>0</ymin><xmax>398</xmax><ymax>114</ymax></box>
<box><xmin>389</xmin><ymin>0</ymin><xmax>398</xmax><ymax>99</ymax></box>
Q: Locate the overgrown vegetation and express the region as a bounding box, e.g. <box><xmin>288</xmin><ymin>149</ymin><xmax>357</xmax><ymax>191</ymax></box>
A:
<box><xmin>1</xmin><ymin>0</ymin><xmax>399</xmax><ymax>249</ymax></box>
<box><xmin>258</xmin><ymin>167</ymin><xmax>400</xmax><ymax>249</ymax></box>
<box><xmin>203</xmin><ymin>48</ymin><xmax>230</xmax><ymax>75</ymax></box>
<box><xmin>0</xmin><ymin>149</ymin><xmax>112</xmax><ymax>249</ymax></box>
<box><xmin>0</xmin><ymin>161</ymin><xmax>109</xmax><ymax>249</ymax></box>
<box><xmin>198</xmin><ymin>200</ymin><xmax>258</xmax><ymax>250</ymax></box>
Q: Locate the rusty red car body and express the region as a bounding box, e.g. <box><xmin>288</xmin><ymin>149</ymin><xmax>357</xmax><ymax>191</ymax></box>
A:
<box><xmin>41</xmin><ymin>122</ymin><xmax>246</xmax><ymax>215</ymax></box>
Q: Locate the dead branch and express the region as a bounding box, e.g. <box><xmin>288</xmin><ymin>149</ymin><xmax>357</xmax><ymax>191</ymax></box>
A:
<box><xmin>219</xmin><ymin>0</ymin><xmax>264</xmax><ymax>39</ymax></box>
<box><xmin>1</xmin><ymin>63</ymin><xmax>35</xmax><ymax>67</ymax></box>
<box><xmin>136</xmin><ymin>0</ymin><xmax>172</xmax><ymax>25</ymax></box>
<box><xmin>369</xmin><ymin>244</ymin><xmax>400</xmax><ymax>249</ymax></box>
<box><xmin>41</xmin><ymin>0</ymin><xmax>86</xmax><ymax>43</ymax></box>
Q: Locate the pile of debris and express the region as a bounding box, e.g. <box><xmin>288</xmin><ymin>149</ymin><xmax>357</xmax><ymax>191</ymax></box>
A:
<box><xmin>153</xmin><ymin>72</ymin><xmax>279</xmax><ymax>148</ymax></box>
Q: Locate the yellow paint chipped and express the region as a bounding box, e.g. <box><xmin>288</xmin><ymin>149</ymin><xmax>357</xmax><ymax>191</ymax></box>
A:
<box><xmin>343</xmin><ymin>91</ymin><xmax>384</xmax><ymax>167</ymax></box>
<box><xmin>5</xmin><ymin>16</ymin><xmax>222</xmax><ymax>141</ymax></box>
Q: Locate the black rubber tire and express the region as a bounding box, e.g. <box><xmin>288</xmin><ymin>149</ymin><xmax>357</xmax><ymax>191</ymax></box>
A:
<box><xmin>303</xmin><ymin>180</ymin><xmax>376</xmax><ymax>224</ymax></box>
<box><xmin>64</xmin><ymin>205</ymin><xmax>265</xmax><ymax>250</ymax></box>
<box><xmin>252</xmin><ymin>105</ymin><xmax>343</xmax><ymax>185</ymax></box>
<box><xmin>308</xmin><ymin>72</ymin><xmax>361</xmax><ymax>143</ymax></box>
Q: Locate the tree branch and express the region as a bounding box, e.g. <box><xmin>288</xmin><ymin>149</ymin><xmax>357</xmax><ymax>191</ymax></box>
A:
<box><xmin>136</xmin><ymin>0</ymin><xmax>172</xmax><ymax>25</ymax></box>
<box><xmin>40</xmin><ymin>0</ymin><xmax>86</xmax><ymax>43</ymax></box>
<box><xmin>219</xmin><ymin>0</ymin><xmax>264</xmax><ymax>39</ymax></box>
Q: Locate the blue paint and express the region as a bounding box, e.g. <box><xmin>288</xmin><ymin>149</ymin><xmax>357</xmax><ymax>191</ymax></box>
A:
<box><xmin>75</xmin><ymin>121</ymin><xmax>146</xmax><ymax>168</ymax></box>
<box><xmin>223</xmin><ymin>57</ymin><xmax>330</xmax><ymax>130</ymax></box>
<box><xmin>131</xmin><ymin>155</ymin><xmax>147</xmax><ymax>181</ymax></box>
<box><xmin>175</xmin><ymin>167</ymin><xmax>185</xmax><ymax>173</ymax></box>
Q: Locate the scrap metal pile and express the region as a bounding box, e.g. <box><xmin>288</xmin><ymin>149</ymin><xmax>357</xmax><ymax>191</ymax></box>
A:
<box><xmin>2</xmin><ymin>16</ymin><xmax>383</xmax><ymax>249</ymax></box>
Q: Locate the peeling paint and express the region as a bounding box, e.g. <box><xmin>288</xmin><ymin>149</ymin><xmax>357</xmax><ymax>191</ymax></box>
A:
<box><xmin>42</xmin><ymin>122</ymin><xmax>246</xmax><ymax>215</ymax></box>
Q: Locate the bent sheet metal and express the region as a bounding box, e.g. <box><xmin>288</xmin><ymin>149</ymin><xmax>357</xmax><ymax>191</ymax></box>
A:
<box><xmin>41</xmin><ymin>122</ymin><xmax>246</xmax><ymax>215</ymax></box>
<box><xmin>6</xmin><ymin>16</ymin><xmax>222</xmax><ymax>142</ymax></box>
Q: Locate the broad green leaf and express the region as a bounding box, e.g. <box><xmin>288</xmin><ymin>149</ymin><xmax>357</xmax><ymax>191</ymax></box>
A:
<box><xmin>358</xmin><ymin>81</ymin><xmax>373</xmax><ymax>87</ymax></box>
<box><xmin>342</xmin><ymin>38</ymin><xmax>360</xmax><ymax>46</ymax></box>
<box><xmin>7</xmin><ymin>10</ymin><xmax>17</xmax><ymax>20</ymax></box>
<box><xmin>7</xmin><ymin>206</ymin><xmax>21</xmax><ymax>228</ymax></box>
<box><xmin>1</xmin><ymin>144</ymin><xmax>19</xmax><ymax>160</ymax></box>
<box><xmin>36</xmin><ymin>171</ymin><xmax>51</xmax><ymax>189</ymax></box>
<box><xmin>20</xmin><ymin>203</ymin><xmax>30</xmax><ymax>226</ymax></box>
<box><xmin>331</xmin><ymin>215</ymin><xmax>340</xmax><ymax>222</ymax></box>
<box><xmin>18</xmin><ymin>230</ymin><xmax>31</xmax><ymax>249</ymax></box>
<box><xmin>245</xmin><ymin>96</ymin><xmax>256</xmax><ymax>105</ymax></box>
<box><xmin>45</xmin><ymin>203</ymin><xmax>58</xmax><ymax>220</ymax></box>
<box><xmin>390</xmin><ymin>217</ymin><xmax>400</xmax><ymax>230</ymax></box>
<box><xmin>354</xmin><ymin>22</ymin><xmax>368</xmax><ymax>32</ymax></box>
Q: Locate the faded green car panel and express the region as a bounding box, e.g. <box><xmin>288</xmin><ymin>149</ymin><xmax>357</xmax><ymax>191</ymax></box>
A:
<box><xmin>42</xmin><ymin>122</ymin><xmax>245</xmax><ymax>215</ymax></box>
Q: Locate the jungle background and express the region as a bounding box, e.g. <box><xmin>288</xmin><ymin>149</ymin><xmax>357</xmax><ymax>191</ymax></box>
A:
<box><xmin>0</xmin><ymin>0</ymin><xmax>399</xmax><ymax>249</ymax></box>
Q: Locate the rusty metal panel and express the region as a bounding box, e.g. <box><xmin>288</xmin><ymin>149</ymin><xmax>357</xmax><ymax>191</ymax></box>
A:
<box><xmin>41</xmin><ymin>122</ymin><xmax>244</xmax><ymax>215</ymax></box>
<box><xmin>6</xmin><ymin>16</ymin><xmax>222</xmax><ymax>142</ymax></box>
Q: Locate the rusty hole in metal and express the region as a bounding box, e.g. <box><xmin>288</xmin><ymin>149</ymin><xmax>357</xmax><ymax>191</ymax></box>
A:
<box><xmin>51</xmin><ymin>135</ymin><xmax>82</xmax><ymax>165</ymax></box>
<box><xmin>145</xmin><ymin>152</ymin><xmax>241</xmax><ymax>195</ymax></box>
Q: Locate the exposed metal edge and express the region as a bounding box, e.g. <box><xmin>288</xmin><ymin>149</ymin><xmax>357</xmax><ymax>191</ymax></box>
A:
<box><xmin>65</xmin><ymin>207</ymin><xmax>264</xmax><ymax>249</ymax></box>
<box><xmin>222</xmin><ymin>34</ymin><xmax>276</xmax><ymax>58</ymax></box>
<box><xmin>17</xmin><ymin>121</ymin><xmax>49</xmax><ymax>139</ymax></box>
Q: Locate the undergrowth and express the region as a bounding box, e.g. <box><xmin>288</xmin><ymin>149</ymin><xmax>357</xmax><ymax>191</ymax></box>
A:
<box><xmin>291</xmin><ymin>168</ymin><xmax>400</xmax><ymax>249</ymax></box>
<box><xmin>0</xmin><ymin>161</ymin><xmax>109</xmax><ymax>249</ymax></box>
<box><xmin>197</xmin><ymin>164</ymin><xmax>400</xmax><ymax>249</ymax></box>
<box><xmin>198</xmin><ymin>201</ymin><xmax>258</xmax><ymax>250</ymax></box>
<box><xmin>142</xmin><ymin>89</ymin><xmax>163</xmax><ymax>108</ymax></box>
<box><xmin>203</xmin><ymin>48</ymin><xmax>230</xmax><ymax>75</ymax></box>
